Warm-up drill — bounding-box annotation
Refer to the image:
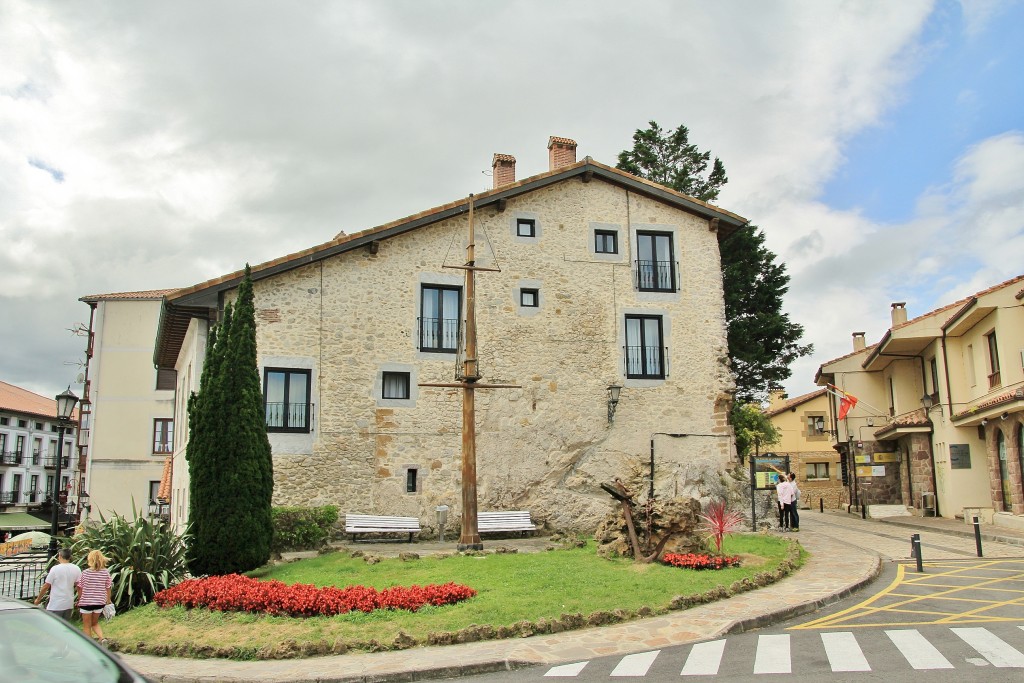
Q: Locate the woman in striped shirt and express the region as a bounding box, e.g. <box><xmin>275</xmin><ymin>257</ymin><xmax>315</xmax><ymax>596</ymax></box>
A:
<box><xmin>76</xmin><ymin>549</ymin><xmax>113</xmax><ymax>645</ymax></box>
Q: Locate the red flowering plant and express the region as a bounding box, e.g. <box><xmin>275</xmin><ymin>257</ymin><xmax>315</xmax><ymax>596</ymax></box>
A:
<box><xmin>661</xmin><ymin>552</ymin><xmax>741</xmax><ymax>570</ymax></box>
<box><xmin>698</xmin><ymin>499</ymin><xmax>744</xmax><ymax>554</ymax></box>
<box><xmin>153</xmin><ymin>574</ymin><xmax>476</xmax><ymax>617</ymax></box>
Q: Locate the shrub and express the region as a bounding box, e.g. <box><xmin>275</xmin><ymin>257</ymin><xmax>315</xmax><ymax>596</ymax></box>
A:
<box><xmin>68</xmin><ymin>509</ymin><xmax>190</xmax><ymax>612</ymax></box>
<box><xmin>698</xmin><ymin>499</ymin><xmax>744</xmax><ymax>553</ymax></box>
<box><xmin>271</xmin><ymin>506</ymin><xmax>339</xmax><ymax>553</ymax></box>
<box><xmin>153</xmin><ymin>574</ymin><xmax>476</xmax><ymax>616</ymax></box>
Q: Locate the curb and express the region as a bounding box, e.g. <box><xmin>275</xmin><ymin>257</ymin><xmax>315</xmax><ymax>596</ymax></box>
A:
<box><xmin>877</xmin><ymin>518</ymin><xmax>1024</xmax><ymax>548</ymax></box>
<box><xmin>724</xmin><ymin>551</ymin><xmax>883</xmax><ymax>636</ymax></box>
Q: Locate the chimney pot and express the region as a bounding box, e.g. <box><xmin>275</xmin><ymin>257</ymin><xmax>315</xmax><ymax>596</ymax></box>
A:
<box><xmin>890</xmin><ymin>302</ymin><xmax>908</xmax><ymax>326</ymax></box>
<box><xmin>547</xmin><ymin>136</ymin><xmax>577</xmax><ymax>171</ymax></box>
<box><xmin>852</xmin><ymin>332</ymin><xmax>866</xmax><ymax>352</ymax></box>
<box><xmin>492</xmin><ymin>153</ymin><xmax>516</xmax><ymax>189</ymax></box>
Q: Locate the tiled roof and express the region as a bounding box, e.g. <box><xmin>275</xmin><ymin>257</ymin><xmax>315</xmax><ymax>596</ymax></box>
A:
<box><xmin>892</xmin><ymin>273</ymin><xmax>1024</xmax><ymax>333</ymax></box>
<box><xmin>766</xmin><ymin>388</ymin><xmax>827</xmax><ymax>417</ymax></box>
<box><xmin>952</xmin><ymin>387</ymin><xmax>1024</xmax><ymax>420</ymax></box>
<box><xmin>548</xmin><ymin>136</ymin><xmax>577</xmax><ymax>146</ymax></box>
<box><xmin>157</xmin><ymin>456</ymin><xmax>173</xmax><ymax>502</ymax></box>
<box><xmin>492</xmin><ymin>153</ymin><xmax>515</xmax><ymax>163</ymax></box>
<box><xmin>80</xmin><ymin>289</ymin><xmax>180</xmax><ymax>303</ymax></box>
<box><xmin>0</xmin><ymin>381</ymin><xmax>62</xmax><ymax>420</ymax></box>
<box><xmin>815</xmin><ymin>345</ymin><xmax>877</xmax><ymax>373</ymax></box>
<box><xmin>874</xmin><ymin>408</ymin><xmax>932</xmax><ymax>437</ymax></box>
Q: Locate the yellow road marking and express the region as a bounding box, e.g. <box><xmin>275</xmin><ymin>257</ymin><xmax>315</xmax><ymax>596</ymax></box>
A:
<box><xmin>792</xmin><ymin>559</ymin><xmax>1024</xmax><ymax>630</ymax></box>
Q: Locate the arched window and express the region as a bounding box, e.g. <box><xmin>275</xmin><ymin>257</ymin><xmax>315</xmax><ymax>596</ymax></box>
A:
<box><xmin>997</xmin><ymin>430</ymin><xmax>1011</xmax><ymax>512</ymax></box>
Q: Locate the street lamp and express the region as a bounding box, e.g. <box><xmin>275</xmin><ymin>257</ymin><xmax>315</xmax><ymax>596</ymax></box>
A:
<box><xmin>47</xmin><ymin>387</ymin><xmax>79</xmax><ymax>561</ymax></box>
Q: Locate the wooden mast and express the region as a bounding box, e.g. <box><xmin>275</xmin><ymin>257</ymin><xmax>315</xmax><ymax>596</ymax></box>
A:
<box><xmin>419</xmin><ymin>193</ymin><xmax>518</xmax><ymax>551</ymax></box>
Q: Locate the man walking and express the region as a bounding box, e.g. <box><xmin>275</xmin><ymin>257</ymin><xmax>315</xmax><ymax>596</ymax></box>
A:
<box><xmin>34</xmin><ymin>548</ymin><xmax>82</xmax><ymax>620</ymax></box>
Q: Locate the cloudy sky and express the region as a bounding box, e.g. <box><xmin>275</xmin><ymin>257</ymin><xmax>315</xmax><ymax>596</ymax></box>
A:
<box><xmin>2</xmin><ymin>0</ymin><xmax>1023</xmax><ymax>401</ymax></box>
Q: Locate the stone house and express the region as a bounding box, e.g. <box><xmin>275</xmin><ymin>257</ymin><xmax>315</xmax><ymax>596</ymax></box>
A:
<box><xmin>153</xmin><ymin>137</ymin><xmax>748</xmax><ymax>534</ymax></box>
<box><xmin>764</xmin><ymin>388</ymin><xmax>845</xmax><ymax>509</ymax></box>
<box><xmin>815</xmin><ymin>274</ymin><xmax>1024</xmax><ymax>530</ymax></box>
<box><xmin>77</xmin><ymin>291</ymin><xmax>177</xmax><ymax>522</ymax></box>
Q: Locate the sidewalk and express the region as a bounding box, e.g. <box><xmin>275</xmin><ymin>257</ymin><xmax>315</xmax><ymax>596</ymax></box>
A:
<box><xmin>876</xmin><ymin>512</ymin><xmax>1024</xmax><ymax>547</ymax></box>
<box><xmin>122</xmin><ymin>528</ymin><xmax>881</xmax><ymax>683</ymax></box>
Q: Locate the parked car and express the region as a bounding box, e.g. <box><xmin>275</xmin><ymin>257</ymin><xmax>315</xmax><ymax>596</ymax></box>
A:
<box><xmin>0</xmin><ymin>596</ymin><xmax>150</xmax><ymax>682</ymax></box>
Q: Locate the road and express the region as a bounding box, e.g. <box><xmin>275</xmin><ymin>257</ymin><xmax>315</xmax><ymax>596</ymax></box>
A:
<box><xmin>453</xmin><ymin>513</ymin><xmax>1024</xmax><ymax>681</ymax></box>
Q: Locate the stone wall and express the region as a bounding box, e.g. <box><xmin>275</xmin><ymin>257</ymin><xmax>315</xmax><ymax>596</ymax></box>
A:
<box><xmin>245</xmin><ymin>178</ymin><xmax>735</xmax><ymax>533</ymax></box>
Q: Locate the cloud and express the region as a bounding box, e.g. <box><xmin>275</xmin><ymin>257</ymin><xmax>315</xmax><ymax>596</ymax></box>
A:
<box><xmin>27</xmin><ymin>157</ymin><xmax>64</xmax><ymax>182</ymax></box>
<box><xmin>0</xmin><ymin>0</ymin><xmax>1007</xmax><ymax>400</ymax></box>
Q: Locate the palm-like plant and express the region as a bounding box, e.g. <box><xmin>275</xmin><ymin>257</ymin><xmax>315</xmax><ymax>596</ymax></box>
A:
<box><xmin>67</xmin><ymin>505</ymin><xmax>190</xmax><ymax>612</ymax></box>
<box><xmin>698</xmin><ymin>500</ymin><xmax>744</xmax><ymax>554</ymax></box>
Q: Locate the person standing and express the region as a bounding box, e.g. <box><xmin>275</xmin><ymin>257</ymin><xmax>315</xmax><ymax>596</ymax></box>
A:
<box><xmin>76</xmin><ymin>549</ymin><xmax>113</xmax><ymax>645</ymax></box>
<box><xmin>33</xmin><ymin>548</ymin><xmax>82</xmax><ymax>619</ymax></box>
<box><xmin>775</xmin><ymin>473</ymin><xmax>793</xmax><ymax>531</ymax></box>
<box><xmin>788</xmin><ymin>472</ymin><xmax>801</xmax><ymax>532</ymax></box>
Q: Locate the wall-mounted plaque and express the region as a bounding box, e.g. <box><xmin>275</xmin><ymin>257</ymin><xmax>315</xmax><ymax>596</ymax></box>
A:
<box><xmin>855</xmin><ymin>466</ymin><xmax>874</xmax><ymax>477</ymax></box>
<box><xmin>874</xmin><ymin>452</ymin><xmax>899</xmax><ymax>463</ymax></box>
<box><xmin>950</xmin><ymin>444</ymin><xmax>971</xmax><ymax>469</ymax></box>
<box><xmin>855</xmin><ymin>455</ymin><xmax>872</xmax><ymax>464</ymax></box>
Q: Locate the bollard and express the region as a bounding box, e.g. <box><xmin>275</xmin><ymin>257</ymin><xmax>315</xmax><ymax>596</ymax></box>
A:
<box><xmin>819</xmin><ymin>498</ymin><xmax>824</xmax><ymax>513</ymax></box>
<box><xmin>973</xmin><ymin>516</ymin><xmax>983</xmax><ymax>557</ymax></box>
<box><xmin>912</xmin><ymin>533</ymin><xmax>924</xmax><ymax>572</ymax></box>
<box><xmin>862</xmin><ymin>504</ymin><xmax>867</xmax><ymax>520</ymax></box>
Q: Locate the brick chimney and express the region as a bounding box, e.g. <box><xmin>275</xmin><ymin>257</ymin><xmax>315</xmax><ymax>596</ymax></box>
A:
<box><xmin>492</xmin><ymin>153</ymin><xmax>516</xmax><ymax>189</ymax></box>
<box><xmin>891</xmin><ymin>302</ymin><xmax>908</xmax><ymax>327</ymax></box>
<box><xmin>852</xmin><ymin>332</ymin><xmax>866</xmax><ymax>352</ymax></box>
<box><xmin>547</xmin><ymin>136</ymin><xmax>577</xmax><ymax>171</ymax></box>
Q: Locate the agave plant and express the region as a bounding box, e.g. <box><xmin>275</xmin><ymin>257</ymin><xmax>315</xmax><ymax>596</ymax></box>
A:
<box><xmin>67</xmin><ymin>504</ymin><xmax>190</xmax><ymax>612</ymax></box>
<box><xmin>698</xmin><ymin>499</ymin><xmax>744</xmax><ymax>554</ymax></box>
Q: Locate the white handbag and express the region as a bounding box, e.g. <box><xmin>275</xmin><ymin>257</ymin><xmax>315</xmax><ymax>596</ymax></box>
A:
<box><xmin>101</xmin><ymin>603</ymin><xmax>116</xmax><ymax>620</ymax></box>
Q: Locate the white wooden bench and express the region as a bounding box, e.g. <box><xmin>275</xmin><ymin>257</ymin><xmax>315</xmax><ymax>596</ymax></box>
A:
<box><xmin>345</xmin><ymin>514</ymin><xmax>421</xmax><ymax>543</ymax></box>
<box><xmin>478</xmin><ymin>510</ymin><xmax>536</xmax><ymax>536</ymax></box>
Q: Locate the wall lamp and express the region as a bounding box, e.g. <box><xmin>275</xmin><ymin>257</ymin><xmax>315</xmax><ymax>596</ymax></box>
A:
<box><xmin>920</xmin><ymin>393</ymin><xmax>935</xmax><ymax>410</ymax></box>
<box><xmin>981</xmin><ymin>418</ymin><xmax>989</xmax><ymax>426</ymax></box>
<box><xmin>1001</xmin><ymin>412</ymin><xmax>1009</xmax><ymax>421</ymax></box>
<box><xmin>607</xmin><ymin>384</ymin><xmax>622</xmax><ymax>423</ymax></box>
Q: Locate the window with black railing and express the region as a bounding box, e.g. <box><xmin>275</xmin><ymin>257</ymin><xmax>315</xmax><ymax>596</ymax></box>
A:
<box><xmin>625</xmin><ymin>314</ymin><xmax>666</xmax><ymax>379</ymax></box>
<box><xmin>0</xmin><ymin>451</ymin><xmax>22</xmax><ymax>466</ymax></box>
<box><xmin>43</xmin><ymin>456</ymin><xmax>70</xmax><ymax>469</ymax></box>
<box><xmin>264</xmin><ymin>368</ymin><xmax>312</xmax><ymax>432</ymax></box>
<box><xmin>634</xmin><ymin>232</ymin><xmax>677</xmax><ymax>292</ymax></box>
<box><xmin>420</xmin><ymin>284</ymin><xmax>462</xmax><ymax>352</ymax></box>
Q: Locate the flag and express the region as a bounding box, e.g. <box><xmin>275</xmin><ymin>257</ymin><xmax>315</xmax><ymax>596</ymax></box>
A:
<box><xmin>838</xmin><ymin>393</ymin><xmax>858</xmax><ymax>419</ymax></box>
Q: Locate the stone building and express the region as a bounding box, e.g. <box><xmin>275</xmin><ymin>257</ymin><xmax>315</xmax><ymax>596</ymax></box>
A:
<box><xmin>764</xmin><ymin>388</ymin><xmax>845</xmax><ymax>509</ymax></box>
<box><xmin>153</xmin><ymin>138</ymin><xmax>748</xmax><ymax>534</ymax></box>
<box><xmin>815</xmin><ymin>274</ymin><xmax>1024</xmax><ymax>530</ymax></box>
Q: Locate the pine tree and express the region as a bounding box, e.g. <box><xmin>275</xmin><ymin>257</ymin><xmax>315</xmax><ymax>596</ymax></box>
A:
<box><xmin>617</xmin><ymin>121</ymin><xmax>811</xmax><ymax>400</ymax></box>
<box><xmin>186</xmin><ymin>265</ymin><xmax>273</xmax><ymax>575</ymax></box>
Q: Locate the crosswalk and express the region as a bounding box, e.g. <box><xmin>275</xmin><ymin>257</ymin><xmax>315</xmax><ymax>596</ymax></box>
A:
<box><xmin>544</xmin><ymin>625</ymin><xmax>1024</xmax><ymax>677</ymax></box>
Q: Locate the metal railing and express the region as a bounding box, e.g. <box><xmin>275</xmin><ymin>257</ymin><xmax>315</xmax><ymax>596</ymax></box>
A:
<box><xmin>633</xmin><ymin>260</ymin><xmax>677</xmax><ymax>292</ymax></box>
<box><xmin>418</xmin><ymin>317</ymin><xmax>461</xmax><ymax>352</ymax></box>
<box><xmin>625</xmin><ymin>345</ymin><xmax>667</xmax><ymax>379</ymax></box>
<box><xmin>42</xmin><ymin>456</ymin><xmax>70</xmax><ymax>470</ymax></box>
<box><xmin>265</xmin><ymin>402</ymin><xmax>309</xmax><ymax>430</ymax></box>
<box><xmin>0</xmin><ymin>553</ymin><xmax>48</xmax><ymax>600</ymax></box>
<box><xmin>0</xmin><ymin>451</ymin><xmax>23</xmax><ymax>466</ymax></box>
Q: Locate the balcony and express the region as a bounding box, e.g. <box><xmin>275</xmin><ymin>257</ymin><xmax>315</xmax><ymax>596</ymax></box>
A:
<box><xmin>633</xmin><ymin>260</ymin><xmax>678</xmax><ymax>292</ymax></box>
<box><xmin>265</xmin><ymin>402</ymin><xmax>310</xmax><ymax>432</ymax></box>
<box><xmin>417</xmin><ymin>317</ymin><xmax>461</xmax><ymax>353</ymax></box>
<box><xmin>0</xmin><ymin>491</ymin><xmax>19</xmax><ymax>506</ymax></box>
<box><xmin>43</xmin><ymin>456</ymin><xmax>70</xmax><ymax>470</ymax></box>
<box><xmin>0</xmin><ymin>452</ymin><xmax>23</xmax><ymax>467</ymax></box>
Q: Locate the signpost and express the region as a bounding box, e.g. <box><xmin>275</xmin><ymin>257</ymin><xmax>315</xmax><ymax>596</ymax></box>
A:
<box><xmin>748</xmin><ymin>453</ymin><xmax>791</xmax><ymax>531</ymax></box>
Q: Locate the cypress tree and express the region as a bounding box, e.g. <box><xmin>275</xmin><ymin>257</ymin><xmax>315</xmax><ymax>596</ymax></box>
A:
<box><xmin>186</xmin><ymin>265</ymin><xmax>273</xmax><ymax>575</ymax></box>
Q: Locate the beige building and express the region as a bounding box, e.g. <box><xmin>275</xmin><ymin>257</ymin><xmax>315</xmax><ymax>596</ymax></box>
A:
<box><xmin>764</xmin><ymin>388</ymin><xmax>845</xmax><ymax>508</ymax></box>
<box><xmin>815</xmin><ymin>275</ymin><xmax>1024</xmax><ymax>530</ymax></box>
<box><xmin>79</xmin><ymin>291</ymin><xmax>177</xmax><ymax>521</ymax></box>
<box><xmin>153</xmin><ymin>138</ymin><xmax>748</xmax><ymax>534</ymax></box>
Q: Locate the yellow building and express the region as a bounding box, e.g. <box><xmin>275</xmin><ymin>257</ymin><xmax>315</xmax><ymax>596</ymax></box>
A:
<box><xmin>765</xmin><ymin>389</ymin><xmax>845</xmax><ymax>508</ymax></box>
<box><xmin>816</xmin><ymin>275</ymin><xmax>1024</xmax><ymax>530</ymax></box>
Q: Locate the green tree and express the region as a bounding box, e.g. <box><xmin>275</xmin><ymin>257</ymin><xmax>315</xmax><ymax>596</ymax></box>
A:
<box><xmin>731</xmin><ymin>401</ymin><xmax>780</xmax><ymax>463</ymax></box>
<box><xmin>187</xmin><ymin>265</ymin><xmax>274</xmax><ymax>575</ymax></box>
<box><xmin>617</xmin><ymin>121</ymin><xmax>811</xmax><ymax>400</ymax></box>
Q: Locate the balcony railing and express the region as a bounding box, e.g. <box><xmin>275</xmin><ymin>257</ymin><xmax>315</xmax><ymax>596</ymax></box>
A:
<box><xmin>625</xmin><ymin>345</ymin><xmax>667</xmax><ymax>379</ymax></box>
<box><xmin>153</xmin><ymin>441</ymin><xmax>173</xmax><ymax>454</ymax></box>
<box><xmin>43</xmin><ymin>456</ymin><xmax>71</xmax><ymax>470</ymax></box>
<box><xmin>989</xmin><ymin>371</ymin><xmax>1001</xmax><ymax>389</ymax></box>
<box><xmin>0</xmin><ymin>452</ymin><xmax>23</xmax><ymax>466</ymax></box>
<box><xmin>417</xmin><ymin>317</ymin><xmax>461</xmax><ymax>353</ymax></box>
<box><xmin>0</xmin><ymin>491</ymin><xmax>17</xmax><ymax>505</ymax></box>
<box><xmin>633</xmin><ymin>260</ymin><xmax>678</xmax><ymax>292</ymax></box>
<box><xmin>265</xmin><ymin>402</ymin><xmax>310</xmax><ymax>431</ymax></box>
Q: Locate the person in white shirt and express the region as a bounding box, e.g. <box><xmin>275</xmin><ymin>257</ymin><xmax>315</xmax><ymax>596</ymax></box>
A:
<box><xmin>775</xmin><ymin>474</ymin><xmax>793</xmax><ymax>531</ymax></box>
<box><xmin>34</xmin><ymin>548</ymin><xmax>82</xmax><ymax>620</ymax></box>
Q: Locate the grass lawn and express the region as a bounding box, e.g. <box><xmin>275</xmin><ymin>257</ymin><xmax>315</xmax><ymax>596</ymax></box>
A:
<box><xmin>107</xmin><ymin>534</ymin><xmax>801</xmax><ymax>659</ymax></box>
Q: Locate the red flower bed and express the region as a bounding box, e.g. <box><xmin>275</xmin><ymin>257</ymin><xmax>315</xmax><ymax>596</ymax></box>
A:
<box><xmin>661</xmin><ymin>553</ymin><xmax>741</xmax><ymax>570</ymax></box>
<box><xmin>153</xmin><ymin>574</ymin><xmax>476</xmax><ymax>617</ymax></box>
